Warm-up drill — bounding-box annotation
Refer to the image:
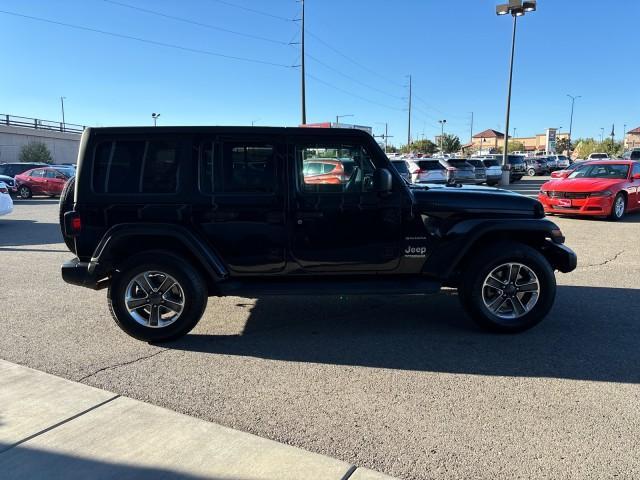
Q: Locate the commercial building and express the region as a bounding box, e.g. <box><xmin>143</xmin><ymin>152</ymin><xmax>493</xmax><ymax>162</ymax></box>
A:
<box><xmin>624</xmin><ymin>126</ymin><xmax>640</xmax><ymax>150</ymax></box>
<box><xmin>470</xmin><ymin>128</ymin><xmax>569</xmax><ymax>154</ymax></box>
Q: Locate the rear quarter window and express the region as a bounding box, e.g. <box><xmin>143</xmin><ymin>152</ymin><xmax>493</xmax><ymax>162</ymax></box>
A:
<box><xmin>92</xmin><ymin>139</ymin><xmax>180</xmax><ymax>194</ymax></box>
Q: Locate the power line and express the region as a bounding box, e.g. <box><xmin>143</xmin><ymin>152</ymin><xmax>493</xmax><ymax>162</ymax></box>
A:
<box><xmin>306</xmin><ymin>53</ymin><xmax>403</xmax><ymax>102</ymax></box>
<box><xmin>0</xmin><ymin>9</ymin><xmax>295</xmax><ymax>68</ymax></box>
<box><xmin>103</xmin><ymin>0</ymin><xmax>292</xmax><ymax>45</ymax></box>
<box><xmin>306</xmin><ymin>29</ymin><xmax>404</xmax><ymax>89</ymax></box>
<box><xmin>306</xmin><ymin>73</ymin><xmax>404</xmax><ymax>112</ymax></box>
<box><xmin>206</xmin><ymin>0</ymin><xmax>294</xmax><ymax>22</ymax></box>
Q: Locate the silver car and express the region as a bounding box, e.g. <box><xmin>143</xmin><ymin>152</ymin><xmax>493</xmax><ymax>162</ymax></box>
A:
<box><xmin>466</xmin><ymin>159</ymin><xmax>488</xmax><ymax>185</ymax></box>
<box><xmin>439</xmin><ymin>158</ymin><xmax>477</xmax><ymax>184</ymax></box>
<box><xmin>414</xmin><ymin>159</ymin><xmax>447</xmax><ymax>184</ymax></box>
<box><xmin>478</xmin><ymin>158</ymin><xmax>502</xmax><ymax>185</ymax></box>
<box><xmin>390</xmin><ymin>160</ymin><xmax>412</xmax><ymax>183</ymax></box>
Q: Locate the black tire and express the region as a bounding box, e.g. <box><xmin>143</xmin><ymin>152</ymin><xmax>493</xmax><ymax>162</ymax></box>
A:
<box><xmin>458</xmin><ymin>242</ymin><xmax>556</xmax><ymax>333</ymax></box>
<box><xmin>608</xmin><ymin>193</ymin><xmax>626</xmax><ymax>221</ymax></box>
<box><xmin>58</xmin><ymin>177</ymin><xmax>76</xmax><ymax>252</ymax></box>
<box><xmin>527</xmin><ymin>168</ymin><xmax>536</xmax><ymax>177</ymax></box>
<box><xmin>108</xmin><ymin>251</ymin><xmax>208</xmax><ymax>342</ymax></box>
<box><xmin>18</xmin><ymin>185</ymin><xmax>32</xmax><ymax>199</ymax></box>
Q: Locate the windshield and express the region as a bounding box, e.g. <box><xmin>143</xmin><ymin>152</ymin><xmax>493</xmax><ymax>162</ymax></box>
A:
<box><xmin>508</xmin><ymin>155</ymin><xmax>525</xmax><ymax>164</ymax></box>
<box><xmin>482</xmin><ymin>159</ymin><xmax>499</xmax><ymax>167</ymax></box>
<box><xmin>568</xmin><ymin>163</ymin><xmax>629</xmax><ymax>180</ymax></box>
<box><xmin>55</xmin><ymin>168</ymin><xmax>75</xmax><ymax>178</ymax></box>
<box><xmin>466</xmin><ymin>160</ymin><xmax>484</xmax><ymax>168</ymax></box>
<box><xmin>590</xmin><ymin>154</ymin><xmax>608</xmax><ymax>159</ymax></box>
<box><xmin>417</xmin><ymin>160</ymin><xmax>445</xmax><ymax>171</ymax></box>
<box><xmin>447</xmin><ymin>159</ymin><xmax>472</xmax><ymax>168</ymax></box>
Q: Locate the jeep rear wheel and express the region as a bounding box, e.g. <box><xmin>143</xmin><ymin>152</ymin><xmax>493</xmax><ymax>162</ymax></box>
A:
<box><xmin>458</xmin><ymin>242</ymin><xmax>556</xmax><ymax>333</ymax></box>
<box><xmin>108</xmin><ymin>252</ymin><xmax>207</xmax><ymax>342</ymax></box>
<box><xmin>58</xmin><ymin>176</ymin><xmax>76</xmax><ymax>252</ymax></box>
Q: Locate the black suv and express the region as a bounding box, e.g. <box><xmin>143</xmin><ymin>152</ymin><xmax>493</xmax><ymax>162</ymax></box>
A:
<box><xmin>60</xmin><ymin>127</ymin><xmax>576</xmax><ymax>341</ymax></box>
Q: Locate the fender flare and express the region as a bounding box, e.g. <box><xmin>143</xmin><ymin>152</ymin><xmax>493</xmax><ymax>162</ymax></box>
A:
<box><xmin>422</xmin><ymin>218</ymin><xmax>562</xmax><ymax>279</ymax></box>
<box><xmin>91</xmin><ymin>223</ymin><xmax>229</xmax><ymax>282</ymax></box>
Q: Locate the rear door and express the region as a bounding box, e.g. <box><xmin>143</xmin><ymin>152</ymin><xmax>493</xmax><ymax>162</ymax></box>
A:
<box><xmin>631</xmin><ymin>163</ymin><xmax>640</xmax><ymax>210</ymax></box>
<box><xmin>289</xmin><ymin>137</ymin><xmax>404</xmax><ymax>273</ymax></box>
<box><xmin>197</xmin><ymin>135</ymin><xmax>287</xmax><ymax>274</ymax></box>
<box><xmin>27</xmin><ymin>169</ymin><xmax>45</xmax><ymax>193</ymax></box>
<box><xmin>43</xmin><ymin>169</ymin><xmax>66</xmax><ymax>195</ymax></box>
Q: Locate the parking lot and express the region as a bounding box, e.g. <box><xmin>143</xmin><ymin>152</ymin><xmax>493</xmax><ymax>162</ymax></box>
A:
<box><xmin>1</xmin><ymin>183</ymin><xmax>639</xmax><ymax>480</ymax></box>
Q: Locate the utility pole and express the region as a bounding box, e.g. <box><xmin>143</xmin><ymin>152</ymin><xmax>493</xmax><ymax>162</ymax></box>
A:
<box><xmin>623</xmin><ymin>124</ymin><xmax>627</xmax><ymax>150</ymax></box>
<box><xmin>600</xmin><ymin>127</ymin><xmax>604</xmax><ymax>143</ymax></box>
<box><xmin>610</xmin><ymin>124</ymin><xmax>615</xmax><ymax>145</ymax></box>
<box><xmin>438</xmin><ymin>119</ymin><xmax>447</xmax><ymax>153</ymax></box>
<box><xmin>513</xmin><ymin>127</ymin><xmax>517</xmax><ymax>138</ymax></box>
<box><xmin>407</xmin><ymin>74</ymin><xmax>412</xmax><ymax>146</ymax></box>
<box><xmin>374</xmin><ymin>123</ymin><xmax>393</xmax><ymax>154</ymax></box>
<box><xmin>300</xmin><ymin>0</ymin><xmax>306</xmax><ymax>125</ymax></box>
<box><xmin>60</xmin><ymin>97</ymin><xmax>66</xmax><ymax>132</ymax></box>
<box><xmin>470</xmin><ymin>112</ymin><xmax>474</xmax><ymax>143</ymax></box>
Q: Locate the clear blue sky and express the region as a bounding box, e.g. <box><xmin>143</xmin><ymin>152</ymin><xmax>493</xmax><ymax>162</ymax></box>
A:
<box><xmin>1</xmin><ymin>0</ymin><xmax>638</xmax><ymax>146</ymax></box>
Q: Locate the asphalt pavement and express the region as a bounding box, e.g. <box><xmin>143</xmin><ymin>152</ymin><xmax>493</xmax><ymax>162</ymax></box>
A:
<box><xmin>1</xmin><ymin>187</ymin><xmax>639</xmax><ymax>480</ymax></box>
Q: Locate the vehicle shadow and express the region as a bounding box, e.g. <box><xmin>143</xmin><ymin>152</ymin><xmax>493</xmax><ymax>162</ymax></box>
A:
<box><xmin>0</xmin><ymin>220</ymin><xmax>63</xmax><ymax>247</ymax></box>
<box><xmin>166</xmin><ymin>285</ymin><xmax>640</xmax><ymax>384</ymax></box>
<box><xmin>11</xmin><ymin>198</ymin><xmax>59</xmax><ymax>205</ymax></box>
<box><xmin>0</xmin><ymin>442</ymin><xmax>219</xmax><ymax>479</ymax></box>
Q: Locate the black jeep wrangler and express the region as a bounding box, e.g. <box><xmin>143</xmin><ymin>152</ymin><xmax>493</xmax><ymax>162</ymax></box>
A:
<box><xmin>60</xmin><ymin>127</ymin><xmax>576</xmax><ymax>342</ymax></box>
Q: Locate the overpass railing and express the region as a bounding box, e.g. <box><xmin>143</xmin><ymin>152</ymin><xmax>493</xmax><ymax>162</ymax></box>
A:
<box><xmin>1</xmin><ymin>114</ymin><xmax>85</xmax><ymax>134</ymax></box>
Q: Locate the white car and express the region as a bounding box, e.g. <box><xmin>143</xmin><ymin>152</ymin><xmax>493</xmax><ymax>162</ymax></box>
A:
<box><xmin>0</xmin><ymin>182</ymin><xmax>14</xmax><ymax>216</ymax></box>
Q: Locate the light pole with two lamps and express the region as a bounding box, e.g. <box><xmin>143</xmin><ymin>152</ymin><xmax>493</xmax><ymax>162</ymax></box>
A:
<box><xmin>496</xmin><ymin>0</ymin><xmax>537</xmax><ymax>185</ymax></box>
<box><xmin>438</xmin><ymin>119</ymin><xmax>447</xmax><ymax>154</ymax></box>
<box><xmin>151</xmin><ymin>113</ymin><xmax>161</xmax><ymax>127</ymax></box>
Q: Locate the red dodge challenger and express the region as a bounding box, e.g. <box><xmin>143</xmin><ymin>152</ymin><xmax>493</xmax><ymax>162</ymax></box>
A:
<box><xmin>538</xmin><ymin>160</ymin><xmax>640</xmax><ymax>220</ymax></box>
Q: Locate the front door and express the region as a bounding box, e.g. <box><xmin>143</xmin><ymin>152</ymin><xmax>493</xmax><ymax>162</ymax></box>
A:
<box><xmin>289</xmin><ymin>138</ymin><xmax>403</xmax><ymax>273</ymax></box>
<box><xmin>197</xmin><ymin>136</ymin><xmax>287</xmax><ymax>274</ymax></box>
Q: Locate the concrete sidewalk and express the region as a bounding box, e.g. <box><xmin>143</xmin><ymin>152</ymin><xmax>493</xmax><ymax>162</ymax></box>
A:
<box><xmin>0</xmin><ymin>360</ymin><xmax>395</xmax><ymax>480</ymax></box>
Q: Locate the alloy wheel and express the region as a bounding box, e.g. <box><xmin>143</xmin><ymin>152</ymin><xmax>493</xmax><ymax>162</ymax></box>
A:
<box><xmin>482</xmin><ymin>263</ymin><xmax>540</xmax><ymax>320</ymax></box>
<box><xmin>125</xmin><ymin>271</ymin><xmax>185</xmax><ymax>328</ymax></box>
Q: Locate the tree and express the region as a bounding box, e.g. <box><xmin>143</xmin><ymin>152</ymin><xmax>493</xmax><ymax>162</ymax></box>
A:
<box><xmin>440</xmin><ymin>134</ymin><xmax>461</xmax><ymax>154</ymax></box>
<box><xmin>556</xmin><ymin>137</ymin><xmax>570</xmax><ymax>154</ymax></box>
<box><xmin>385</xmin><ymin>144</ymin><xmax>399</xmax><ymax>153</ymax></box>
<box><xmin>401</xmin><ymin>139</ymin><xmax>438</xmax><ymax>154</ymax></box>
<box><xmin>20</xmin><ymin>141</ymin><xmax>53</xmax><ymax>163</ymax></box>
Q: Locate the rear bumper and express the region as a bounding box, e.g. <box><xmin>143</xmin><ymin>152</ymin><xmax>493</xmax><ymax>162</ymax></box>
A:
<box><xmin>61</xmin><ymin>258</ymin><xmax>109</xmax><ymax>290</ymax></box>
<box><xmin>542</xmin><ymin>241</ymin><xmax>577</xmax><ymax>273</ymax></box>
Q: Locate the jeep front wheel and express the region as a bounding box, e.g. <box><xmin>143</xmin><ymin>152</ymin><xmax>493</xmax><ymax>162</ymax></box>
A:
<box><xmin>108</xmin><ymin>252</ymin><xmax>208</xmax><ymax>342</ymax></box>
<box><xmin>458</xmin><ymin>242</ymin><xmax>556</xmax><ymax>333</ymax></box>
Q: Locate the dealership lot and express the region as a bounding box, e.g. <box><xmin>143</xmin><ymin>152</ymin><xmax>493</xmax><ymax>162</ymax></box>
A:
<box><xmin>1</xmin><ymin>193</ymin><xmax>639</xmax><ymax>480</ymax></box>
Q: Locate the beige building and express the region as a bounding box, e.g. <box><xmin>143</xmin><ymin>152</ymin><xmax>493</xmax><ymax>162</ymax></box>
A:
<box><xmin>470</xmin><ymin>128</ymin><xmax>569</xmax><ymax>154</ymax></box>
<box><xmin>624</xmin><ymin>126</ymin><xmax>640</xmax><ymax>150</ymax></box>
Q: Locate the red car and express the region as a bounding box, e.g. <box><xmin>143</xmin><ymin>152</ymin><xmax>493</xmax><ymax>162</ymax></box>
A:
<box><xmin>538</xmin><ymin>160</ymin><xmax>640</xmax><ymax>220</ymax></box>
<box><xmin>15</xmin><ymin>166</ymin><xmax>75</xmax><ymax>199</ymax></box>
<box><xmin>302</xmin><ymin>159</ymin><xmax>353</xmax><ymax>185</ymax></box>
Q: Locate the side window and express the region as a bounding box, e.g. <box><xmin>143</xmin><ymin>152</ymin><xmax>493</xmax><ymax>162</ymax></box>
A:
<box><xmin>220</xmin><ymin>142</ymin><xmax>276</xmax><ymax>193</ymax></box>
<box><xmin>30</xmin><ymin>169</ymin><xmax>44</xmax><ymax>177</ymax></box>
<box><xmin>297</xmin><ymin>144</ymin><xmax>375</xmax><ymax>194</ymax></box>
<box><xmin>632</xmin><ymin>163</ymin><xmax>640</xmax><ymax>176</ymax></box>
<box><xmin>92</xmin><ymin>139</ymin><xmax>179</xmax><ymax>194</ymax></box>
<box><xmin>45</xmin><ymin>170</ymin><xmax>57</xmax><ymax>178</ymax></box>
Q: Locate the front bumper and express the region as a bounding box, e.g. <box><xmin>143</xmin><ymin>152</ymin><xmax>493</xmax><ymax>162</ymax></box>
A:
<box><xmin>538</xmin><ymin>194</ymin><xmax>614</xmax><ymax>216</ymax></box>
<box><xmin>61</xmin><ymin>258</ymin><xmax>109</xmax><ymax>290</ymax></box>
<box><xmin>541</xmin><ymin>240</ymin><xmax>577</xmax><ymax>273</ymax></box>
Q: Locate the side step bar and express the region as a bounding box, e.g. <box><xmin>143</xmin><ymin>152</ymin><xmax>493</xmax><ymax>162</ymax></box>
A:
<box><xmin>217</xmin><ymin>278</ymin><xmax>441</xmax><ymax>296</ymax></box>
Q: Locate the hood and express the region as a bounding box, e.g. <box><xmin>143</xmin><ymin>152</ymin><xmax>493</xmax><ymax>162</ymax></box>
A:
<box><xmin>542</xmin><ymin>177</ymin><xmax>625</xmax><ymax>192</ymax></box>
<box><xmin>410</xmin><ymin>183</ymin><xmax>544</xmax><ymax>218</ymax></box>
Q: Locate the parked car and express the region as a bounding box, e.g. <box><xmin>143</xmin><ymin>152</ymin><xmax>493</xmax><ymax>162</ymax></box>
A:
<box><xmin>621</xmin><ymin>149</ymin><xmax>640</xmax><ymax>161</ymax></box>
<box><xmin>465</xmin><ymin>159</ymin><xmax>488</xmax><ymax>184</ymax></box>
<box><xmin>0</xmin><ymin>174</ymin><xmax>17</xmax><ymax>194</ymax></box>
<box><xmin>0</xmin><ymin>162</ymin><xmax>47</xmax><ymax>178</ymax></box>
<box><xmin>413</xmin><ymin>159</ymin><xmax>447</xmax><ymax>184</ymax></box>
<box><xmin>538</xmin><ymin>160</ymin><xmax>640</xmax><ymax>220</ymax></box>
<box><xmin>586</xmin><ymin>153</ymin><xmax>610</xmax><ymax>161</ymax></box>
<box><xmin>479</xmin><ymin>158</ymin><xmax>502</xmax><ymax>185</ymax></box>
<box><xmin>390</xmin><ymin>159</ymin><xmax>412</xmax><ymax>183</ymax></box>
<box><xmin>483</xmin><ymin>155</ymin><xmax>526</xmax><ymax>181</ymax></box>
<box><xmin>14</xmin><ymin>166</ymin><xmax>74</xmax><ymax>199</ymax></box>
<box><xmin>0</xmin><ymin>181</ymin><xmax>13</xmax><ymax>216</ymax></box>
<box><xmin>302</xmin><ymin>159</ymin><xmax>349</xmax><ymax>185</ymax></box>
<box><xmin>439</xmin><ymin>158</ymin><xmax>477</xmax><ymax>184</ymax></box>
<box><xmin>59</xmin><ymin>126</ymin><xmax>576</xmax><ymax>341</ymax></box>
<box><xmin>524</xmin><ymin>157</ymin><xmax>549</xmax><ymax>176</ymax></box>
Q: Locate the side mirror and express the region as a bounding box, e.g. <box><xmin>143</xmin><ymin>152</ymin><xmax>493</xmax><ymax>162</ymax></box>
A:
<box><xmin>374</xmin><ymin>168</ymin><xmax>393</xmax><ymax>195</ymax></box>
<box><xmin>633</xmin><ymin>173</ymin><xmax>640</xmax><ymax>180</ymax></box>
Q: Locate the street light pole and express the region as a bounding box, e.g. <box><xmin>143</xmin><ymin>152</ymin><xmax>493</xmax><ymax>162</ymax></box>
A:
<box><xmin>623</xmin><ymin>124</ymin><xmax>627</xmax><ymax>150</ymax></box>
<box><xmin>500</xmin><ymin>13</ymin><xmax>517</xmax><ymax>186</ymax></box>
<box><xmin>300</xmin><ymin>0</ymin><xmax>306</xmax><ymax>125</ymax></box>
<box><xmin>600</xmin><ymin>127</ymin><xmax>604</xmax><ymax>143</ymax></box>
<box><xmin>60</xmin><ymin>97</ymin><xmax>66</xmax><ymax>132</ymax></box>
<box><xmin>151</xmin><ymin>113</ymin><xmax>160</xmax><ymax>127</ymax></box>
<box><xmin>438</xmin><ymin>119</ymin><xmax>447</xmax><ymax>153</ymax></box>
<box><xmin>567</xmin><ymin>94</ymin><xmax>581</xmax><ymax>156</ymax></box>
<box><xmin>407</xmin><ymin>74</ymin><xmax>412</xmax><ymax>145</ymax></box>
<box><xmin>496</xmin><ymin>0</ymin><xmax>536</xmax><ymax>186</ymax></box>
